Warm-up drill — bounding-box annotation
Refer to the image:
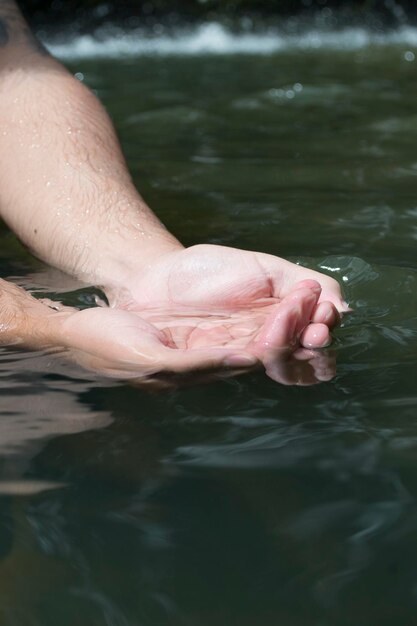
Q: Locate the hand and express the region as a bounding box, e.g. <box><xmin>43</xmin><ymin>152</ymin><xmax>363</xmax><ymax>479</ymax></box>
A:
<box><xmin>59</xmin><ymin>279</ymin><xmax>336</xmax><ymax>386</ymax></box>
<box><xmin>0</xmin><ymin>280</ymin><xmax>331</xmax><ymax>384</ymax></box>
<box><xmin>110</xmin><ymin>244</ymin><xmax>347</xmax><ymax>352</ymax></box>
<box><xmin>0</xmin><ymin>276</ymin><xmax>336</xmax><ymax>387</ymax></box>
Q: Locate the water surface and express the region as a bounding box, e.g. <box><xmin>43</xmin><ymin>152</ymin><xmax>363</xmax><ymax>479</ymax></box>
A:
<box><xmin>1</xmin><ymin>24</ymin><xmax>417</xmax><ymax>625</ymax></box>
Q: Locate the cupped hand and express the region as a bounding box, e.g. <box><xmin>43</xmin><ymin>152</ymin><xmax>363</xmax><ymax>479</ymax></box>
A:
<box><xmin>57</xmin><ymin>307</ymin><xmax>255</xmax><ymax>381</ymax></box>
<box><xmin>112</xmin><ymin>243</ymin><xmax>347</xmax><ymax>351</ymax></box>
<box><xmin>59</xmin><ymin>279</ymin><xmax>336</xmax><ymax>386</ymax></box>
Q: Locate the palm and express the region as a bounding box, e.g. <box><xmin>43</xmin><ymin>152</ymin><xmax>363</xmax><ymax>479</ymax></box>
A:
<box><xmin>61</xmin><ymin>244</ymin><xmax>346</xmax><ymax>385</ymax></box>
<box><xmin>117</xmin><ymin>244</ymin><xmax>346</xmax><ymax>350</ymax></box>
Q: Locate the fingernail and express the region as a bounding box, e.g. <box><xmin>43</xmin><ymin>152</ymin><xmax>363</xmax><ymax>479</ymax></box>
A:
<box><xmin>303</xmin><ymin>333</ymin><xmax>332</xmax><ymax>349</ymax></box>
<box><xmin>224</xmin><ymin>354</ymin><xmax>258</xmax><ymax>368</ymax></box>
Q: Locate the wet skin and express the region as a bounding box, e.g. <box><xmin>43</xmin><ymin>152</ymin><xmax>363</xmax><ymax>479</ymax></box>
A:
<box><xmin>0</xmin><ymin>1</ymin><xmax>345</xmax><ymax>383</ymax></box>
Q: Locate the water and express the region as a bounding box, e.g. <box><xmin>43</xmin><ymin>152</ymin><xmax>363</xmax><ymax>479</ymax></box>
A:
<box><xmin>1</xmin><ymin>23</ymin><xmax>417</xmax><ymax>625</ymax></box>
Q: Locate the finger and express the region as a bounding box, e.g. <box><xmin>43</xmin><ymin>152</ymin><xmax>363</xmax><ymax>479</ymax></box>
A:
<box><xmin>300</xmin><ymin>322</ymin><xmax>331</xmax><ymax>349</ymax></box>
<box><xmin>249</xmin><ymin>284</ymin><xmax>321</xmax><ymax>358</ymax></box>
<box><xmin>310</xmin><ymin>300</ymin><xmax>340</xmax><ymax>328</ymax></box>
<box><xmin>302</xmin><ymin>299</ymin><xmax>340</xmax><ymax>348</ymax></box>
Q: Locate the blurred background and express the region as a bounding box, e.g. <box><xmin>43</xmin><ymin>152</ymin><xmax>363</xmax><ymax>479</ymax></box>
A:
<box><xmin>19</xmin><ymin>0</ymin><xmax>417</xmax><ymax>31</ymax></box>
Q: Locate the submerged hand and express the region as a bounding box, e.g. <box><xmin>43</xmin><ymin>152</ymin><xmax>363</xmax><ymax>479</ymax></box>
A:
<box><xmin>58</xmin><ymin>306</ymin><xmax>256</xmax><ymax>380</ymax></box>
<box><xmin>61</xmin><ymin>292</ymin><xmax>336</xmax><ymax>387</ymax></box>
<box><xmin>0</xmin><ymin>277</ymin><xmax>336</xmax><ymax>386</ymax></box>
<box><xmin>70</xmin><ymin>279</ymin><xmax>336</xmax><ymax>385</ymax></box>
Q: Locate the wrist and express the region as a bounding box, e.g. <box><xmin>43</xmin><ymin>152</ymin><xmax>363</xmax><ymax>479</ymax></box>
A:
<box><xmin>98</xmin><ymin>228</ymin><xmax>184</xmax><ymax>307</ymax></box>
<box><xmin>0</xmin><ymin>280</ymin><xmax>72</xmax><ymax>349</ymax></box>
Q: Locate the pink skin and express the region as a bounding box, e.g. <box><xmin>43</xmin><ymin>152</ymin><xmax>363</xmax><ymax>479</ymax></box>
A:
<box><xmin>56</xmin><ymin>279</ymin><xmax>336</xmax><ymax>386</ymax></box>
<box><xmin>247</xmin><ymin>280</ymin><xmax>337</xmax><ymax>384</ymax></box>
<box><xmin>111</xmin><ymin>244</ymin><xmax>346</xmax><ymax>353</ymax></box>
<box><xmin>24</xmin><ymin>249</ymin><xmax>340</xmax><ymax>388</ymax></box>
<box><xmin>0</xmin><ymin>277</ymin><xmax>336</xmax><ymax>387</ymax></box>
<box><xmin>0</xmin><ymin>29</ymin><xmax>345</xmax><ymax>383</ymax></box>
<box><xmin>0</xmin><ymin>38</ymin><xmax>344</xmax><ymax>377</ymax></box>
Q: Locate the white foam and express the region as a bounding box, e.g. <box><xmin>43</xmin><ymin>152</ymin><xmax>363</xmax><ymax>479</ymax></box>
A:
<box><xmin>45</xmin><ymin>22</ymin><xmax>417</xmax><ymax>60</ymax></box>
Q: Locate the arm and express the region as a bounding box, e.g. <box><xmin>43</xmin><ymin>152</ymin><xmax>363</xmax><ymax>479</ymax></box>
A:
<box><xmin>0</xmin><ymin>277</ymin><xmax>61</xmax><ymax>349</ymax></box>
<box><xmin>0</xmin><ymin>0</ymin><xmax>182</xmax><ymax>299</ymax></box>
<box><xmin>0</xmin><ymin>2</ymin><xmax>346</xmax><ymax>370</ymax></box>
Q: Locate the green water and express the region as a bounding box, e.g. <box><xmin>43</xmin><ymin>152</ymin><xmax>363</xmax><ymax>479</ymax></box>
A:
<box><xmin>1</xmin><ymin>40</ymin><xmax>417</xmax><ymax>625</ymax></box>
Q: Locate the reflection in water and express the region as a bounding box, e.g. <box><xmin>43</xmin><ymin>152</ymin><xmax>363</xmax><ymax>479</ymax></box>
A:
<box><xmin>0</xmin><ymin>332</ymin><xmax>416</xmax><ymax>624</ymax></box>
<box><xmin>0</xmin><ymin>352</ymin><xmax>113</xmax><ymax>474</ymax></box>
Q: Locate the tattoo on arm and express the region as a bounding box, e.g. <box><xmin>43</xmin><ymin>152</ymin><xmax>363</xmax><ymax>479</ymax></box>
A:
<box><xmin>0</xmin><ymin>0</ymin><xmax>48</xmax><ymax>55</ymax></box>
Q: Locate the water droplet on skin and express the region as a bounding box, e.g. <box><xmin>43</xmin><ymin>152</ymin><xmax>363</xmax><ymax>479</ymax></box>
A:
<box><xmin>46</xmin><ymin>181</ymin><xmax>51</xmax><ymax>187</ymax></box>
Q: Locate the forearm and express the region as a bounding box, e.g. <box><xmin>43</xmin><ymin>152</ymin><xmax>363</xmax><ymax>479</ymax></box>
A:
<box><xmin>0</xmin><ymin>3</ymin><xmax>182</xmax><ymax>296</ymax></box>
<box><xmin>0</xmin><ymin>278</ymin><xmax>64</xmax><ymax>348</ymax></box>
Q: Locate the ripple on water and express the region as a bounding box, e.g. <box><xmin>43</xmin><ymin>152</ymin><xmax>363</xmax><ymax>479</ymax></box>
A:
<box><xmin>312</xmin><ymin>256</ymin><xmax>417</xmax><ymax>369</ymax></box>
